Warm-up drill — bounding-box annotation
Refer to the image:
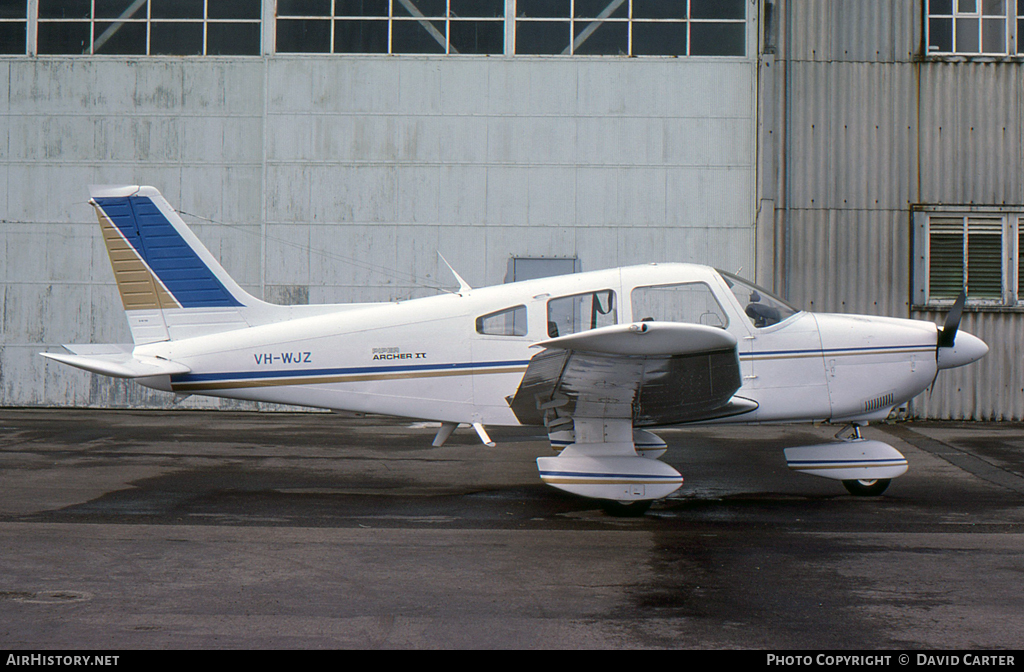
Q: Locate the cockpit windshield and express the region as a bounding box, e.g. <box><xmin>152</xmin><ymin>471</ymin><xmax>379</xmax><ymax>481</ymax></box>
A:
<box><xmin>718</xmin><ymin>271</ymin><xmax>800</xmax><ymax>329</ymax></box>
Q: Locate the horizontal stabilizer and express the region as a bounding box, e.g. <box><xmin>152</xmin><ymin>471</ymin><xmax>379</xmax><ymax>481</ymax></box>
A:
<box><xmin>41</xmin><ymin>345</ymin><xmax>190</xmax><ymax>379</ymax></box>
<box><xmin>784</xmin><ymin>440</ymin><xmax>908</xmax><ymax>481</ymax></box>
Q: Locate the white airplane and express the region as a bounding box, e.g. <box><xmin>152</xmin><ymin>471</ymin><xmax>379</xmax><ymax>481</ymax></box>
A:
<box><xmin>42</xmin><ymin>185</ymin><xmax>989</xmax><ymax>515</ymax></box>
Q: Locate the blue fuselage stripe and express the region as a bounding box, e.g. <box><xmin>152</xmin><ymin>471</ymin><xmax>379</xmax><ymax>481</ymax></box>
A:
<box><xmin>742</xmin><ymin>344</ymin><xmax>933</xmax><ymax>359</ymax></box>
<box><xmin>171</xmin><ymin>343</ymin><xmax>933</xmax><ymax>386</ymax></box>
<box><xmin>172</xmin><ymin>359</ymin><xmax>532</xmax><ymax>384</ymax></box>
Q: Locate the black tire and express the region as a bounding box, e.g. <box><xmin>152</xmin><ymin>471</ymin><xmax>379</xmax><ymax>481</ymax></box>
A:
<box><xmin>600</xmin><ymin>500</ymin><xmax>653</xmax><ymax>517</ymax></box>
<box><xmin>842</xmin><ymin>478</ymin><xmax>891</xmax><ymax>496</ymax></box>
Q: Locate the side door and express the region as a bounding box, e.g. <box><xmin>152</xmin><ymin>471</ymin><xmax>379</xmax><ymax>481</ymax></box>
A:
<box><xmin>629</xmin><ymin>277</ymin><xmax>756</xmax><ymax>382</ymax></box>
<box><xmin>468</xmin><ymin>303</ymin><xmax>535</xmax><ymax>425</ymax></box>
<box><xmin>714</xmin><ymin>273</ymin><xmax>831</xmax><ymax>422</ymax></box>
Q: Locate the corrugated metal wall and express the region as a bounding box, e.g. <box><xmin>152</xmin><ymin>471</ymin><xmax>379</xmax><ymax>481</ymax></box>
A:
<box><xmin>917</xmin><ymin>62</ymin><xmax>1024</xmax><ymax>205</ymax></box>
<box><xmin>1</xmin><ymin>46</ymin><xmax>759</xmax><ymax>407</ymax></box>
<box><xmin>776</xmin><ymin>0</ymin><xmax>1024</xmax><ymax>420</ymax></box>
<box><xmin>910</xmin><ymin>309</ymin><xmax>1024</xmax><ymax>420</ymax></box>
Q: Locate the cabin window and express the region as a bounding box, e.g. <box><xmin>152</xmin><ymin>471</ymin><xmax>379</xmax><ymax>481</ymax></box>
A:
<box><xmin>926</xmin><ymin>0</ymin><xmax>1021</xmax><ymax>55</ymax></box>
<box><xmin>913</xmin><ymin>210</ymin><xmax>1021</xmax><ymax>306</ymax></box>
<box><xmin>631</xmin><ymin>282</ymin><xmax>728</xmax><ymax>328</ymax></box>
<box><xmin>546</xmin><ymin>290</ymin><xmax>616</xmax><ymax>338</ymax></box>
<box><xmin>476</xmin><ymin>305</ymin><xmax>528</xmax><ymax>336</ymax></box>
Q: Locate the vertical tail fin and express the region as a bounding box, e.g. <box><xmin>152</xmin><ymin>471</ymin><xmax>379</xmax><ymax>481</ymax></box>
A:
<box><xmin>90</xmin><ymin>185</ymin><xmax>265</xmax><ymax>344</ymax></box>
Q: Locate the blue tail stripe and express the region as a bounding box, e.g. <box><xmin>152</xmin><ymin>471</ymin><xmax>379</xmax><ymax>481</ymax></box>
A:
<box><xmin>96</xmin><ymin>196</ymin><xmax>242</xmax><ymax>308</ymax></box>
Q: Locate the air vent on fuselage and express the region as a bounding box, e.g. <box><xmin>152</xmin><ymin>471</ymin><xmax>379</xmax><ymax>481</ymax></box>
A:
<box><xmin>864</xmin><ymin>392</ymin><xmax>895</xmax><ymax>413</ymax></box>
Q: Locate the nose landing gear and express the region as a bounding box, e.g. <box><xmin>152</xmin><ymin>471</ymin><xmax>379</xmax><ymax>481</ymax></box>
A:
<box><xmin>842</xmin><ymin>478</ymin><xmax>891</xmax><ymax>496</ymax></box>
<box><xmin>784</xmin><ymin>423</ymin><xmax>906</xmax><ymax>496</ymax></box>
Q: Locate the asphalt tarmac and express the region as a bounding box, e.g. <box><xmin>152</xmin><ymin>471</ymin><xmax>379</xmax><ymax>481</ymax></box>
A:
<box><xmin>1</xmin><ymin>409</ymin><xmax>1023</xmax><ymax>650</ymax></box>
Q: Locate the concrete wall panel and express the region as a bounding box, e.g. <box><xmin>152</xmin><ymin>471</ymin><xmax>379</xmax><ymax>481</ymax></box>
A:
<box><xmin>4</xmin><ymin>52</ymin><xmax>757</xmax><ymax>408</ymax></box>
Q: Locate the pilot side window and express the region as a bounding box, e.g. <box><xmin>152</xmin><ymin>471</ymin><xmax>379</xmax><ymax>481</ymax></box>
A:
<box><xmin>476</xmin><ymin>305</ymin><xmax>528</xmax><ymax>336</ymax></box>
<box><xmin>631</xmin><ymin>282</ymin><xmax>728</xmax><ymax>328</ymax></box>
<box><xmin>720</xmin><ymin>271</ymin><xmax>799</xmax><ymax>328</ymax></box>
<box><xmin>546</xmin><ymin>290</ymin><xmax>616</xmax><ymax>338</ymax></box>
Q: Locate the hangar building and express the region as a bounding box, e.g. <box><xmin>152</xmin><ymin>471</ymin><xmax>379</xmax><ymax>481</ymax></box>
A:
<box><xmin>0</xmin><ymin>0</ymin><xmax>1021</xmax><ymax>420</ymax></box>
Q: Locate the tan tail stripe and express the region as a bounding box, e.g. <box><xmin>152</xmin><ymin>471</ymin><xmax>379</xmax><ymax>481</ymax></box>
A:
<box><xmin>95</xmin><ymin>205</ymin><xmax>179</xmax><ymax>311</ymax></box>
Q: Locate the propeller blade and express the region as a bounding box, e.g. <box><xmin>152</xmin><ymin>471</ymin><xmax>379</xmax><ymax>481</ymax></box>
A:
<box><xmin>927</xmin><ymin>368</ymin><xmax>940</xmax><ymax>396</ymax></box>
<box><xmin>937</xmin><ymin>290</ymin><xmax>966</xmax><ymax>348</ymax></box>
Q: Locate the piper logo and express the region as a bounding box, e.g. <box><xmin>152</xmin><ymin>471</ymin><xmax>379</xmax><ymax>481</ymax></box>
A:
<box><xmin>371</xmin><ymin>347</ymin><xmax>426</xmax><ymax>361</ymax></box>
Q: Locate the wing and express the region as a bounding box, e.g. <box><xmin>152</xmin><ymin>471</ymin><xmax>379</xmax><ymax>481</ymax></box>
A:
<box><xmin>510</xmin><ymin>321</ymin><xmax>756</xmax><ymax>428</ymax></box>
<box><xmin>512</xmin><ymin>321</ymin><xmax>757</xmax><ymax>506</ymax></box>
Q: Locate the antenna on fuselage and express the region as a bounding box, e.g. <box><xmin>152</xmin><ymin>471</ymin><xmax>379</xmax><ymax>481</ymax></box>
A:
<box><xmin>438</xmin><ymin>252</ymin><xmax>472</xmax><ymax>294</ymax></box>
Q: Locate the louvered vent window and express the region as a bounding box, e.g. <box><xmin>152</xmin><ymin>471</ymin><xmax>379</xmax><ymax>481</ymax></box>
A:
<box><xmin>925</xmin><ymin>215</ymin><xmax>1007</xmax><ymax>304</ymax></box>
<box><xmin>929</xmin><ymin>217</ymin><xmax>965</xmax><ymax>300</ymax></box>
<box><xmin>966</xmin><ymin>218</ymin><xmax>1003</xmax><ymax>299</ymax></box>
<box><xmin>1019</xmin><ymin>228</ymin><xmax>1024</xmax><ymax>299</ymax></box>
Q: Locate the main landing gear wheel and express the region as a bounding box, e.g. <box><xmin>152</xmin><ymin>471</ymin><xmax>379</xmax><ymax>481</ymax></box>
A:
<box><xmin>842</xmin><ymin>478</ymin><xmax>891</xmax><ymax>496</ymax></box>
<box><xmin>600</xmin><ymin>500</ymin><xmax>653</xmax><ymax>517</ymax></box>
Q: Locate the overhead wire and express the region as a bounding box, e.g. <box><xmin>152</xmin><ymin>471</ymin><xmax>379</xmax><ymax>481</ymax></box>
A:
<box><xmin>176</xmin><ymin>209</ymin><xmax>455</xmax><ymax>296</ymax></box>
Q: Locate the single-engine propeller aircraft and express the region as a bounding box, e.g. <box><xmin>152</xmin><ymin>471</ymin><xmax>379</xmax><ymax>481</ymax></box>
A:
<box><xmin>43</xmin><ymin>186</ymin><xmax>989</xmax><ymax>515</ymax></box>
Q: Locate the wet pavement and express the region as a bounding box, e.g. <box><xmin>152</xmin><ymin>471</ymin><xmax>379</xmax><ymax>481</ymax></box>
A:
<box><xmin>1</xmin><ymin>409</ymin><xmax>1022</xmax><ymax>649</ymax></box>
